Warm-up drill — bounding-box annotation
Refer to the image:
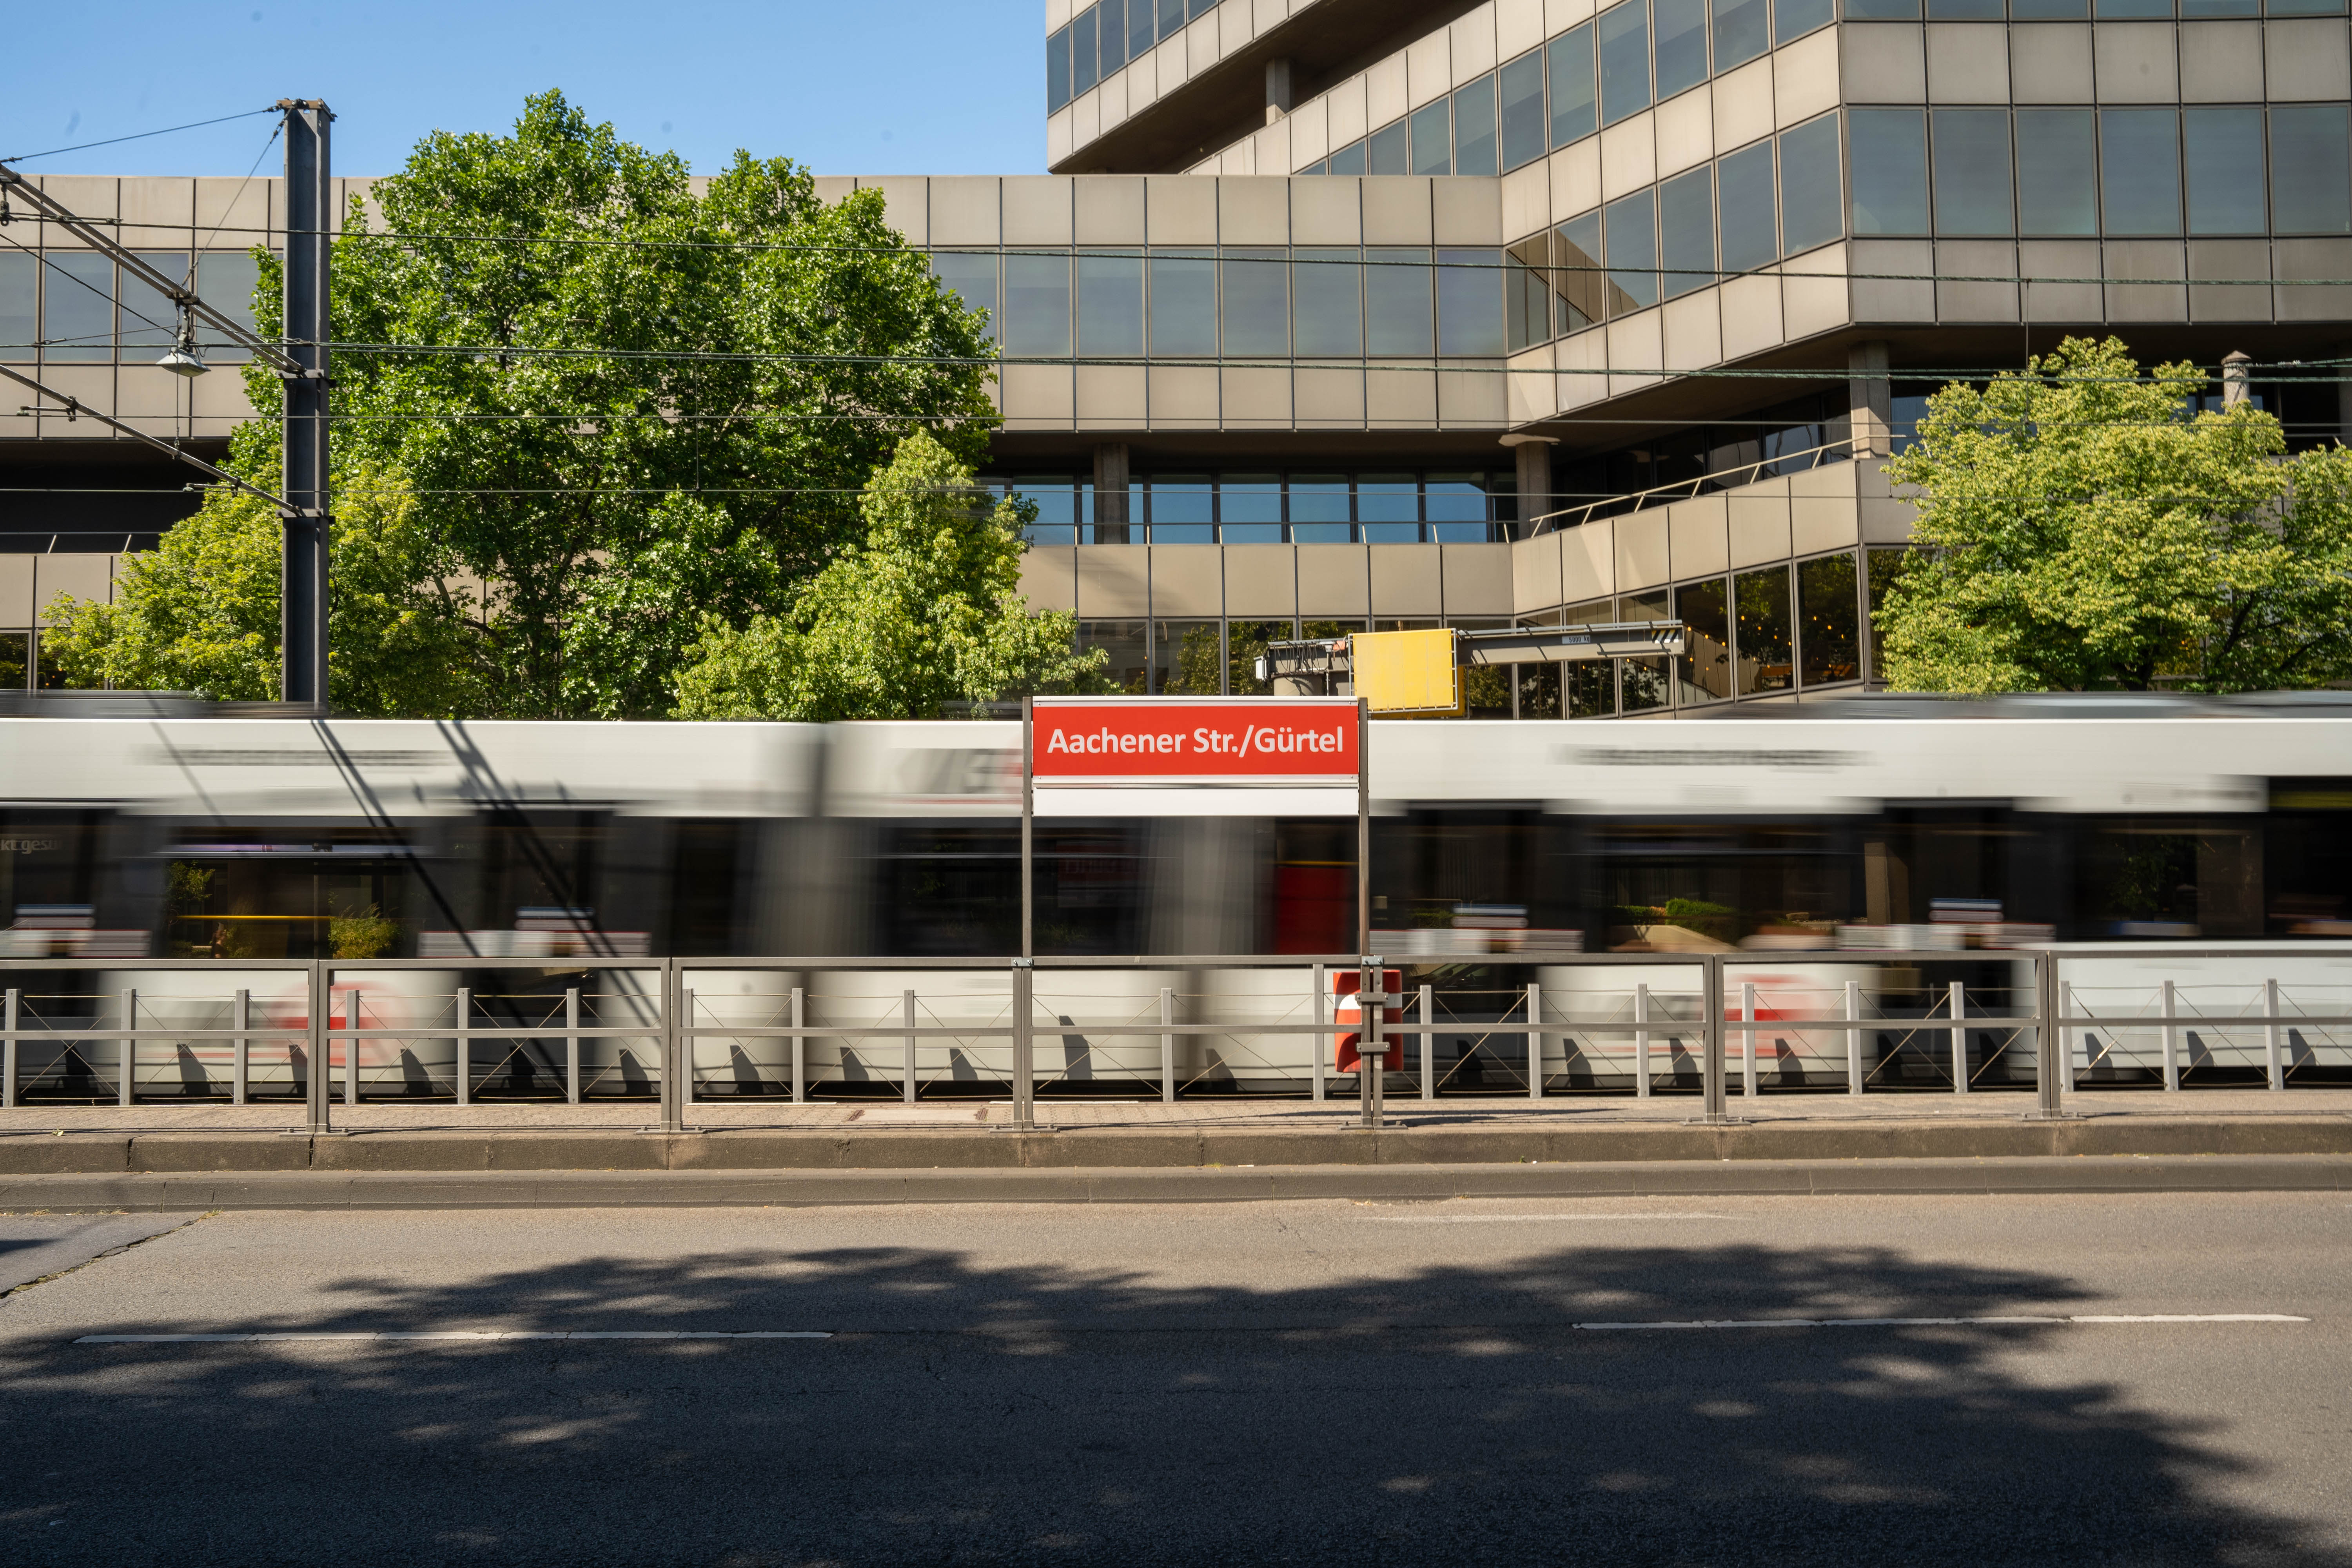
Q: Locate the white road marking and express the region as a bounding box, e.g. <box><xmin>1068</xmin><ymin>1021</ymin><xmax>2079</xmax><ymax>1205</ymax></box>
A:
<box><xmin>1370</xmin><ymin>1213</ymin><xmax>1737</xmax><ymax>1223</ymax></box>
<box><xmin>75</xmin><ymin>1330</ymin><xmax>834</xmax><ymax>1343</ymax></box>
<box><xmin>1573</xmin><ymin>1314</ymin><xmax>2309</xmax><ymax>1331</ymax></box>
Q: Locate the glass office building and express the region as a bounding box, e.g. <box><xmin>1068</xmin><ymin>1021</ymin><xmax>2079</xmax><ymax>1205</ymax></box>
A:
<box><xmin>8</xmin><ymin>1</ymin><xmax>2352</xmax><ymax>711</ymax></box>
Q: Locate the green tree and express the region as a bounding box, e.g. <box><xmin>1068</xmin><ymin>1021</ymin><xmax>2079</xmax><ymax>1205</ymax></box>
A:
<box><xmin>42</xmin><ymin>446</ymin><xmax>483</xmax><ymax>714</ymax></box>
<box><xmin>671</xmin><ymin>431</ymin><xmax>1104</xmax><ymax>719</ymax></box>
<box><xmin>263</xmin><ymin>89</ymin><xmax>993</xmax><ymax>717</ymax></box>
<box><xmin>1878</xmin><ymin>336</ymin><xmax>2352</xmax><ymax>693</ymax></box>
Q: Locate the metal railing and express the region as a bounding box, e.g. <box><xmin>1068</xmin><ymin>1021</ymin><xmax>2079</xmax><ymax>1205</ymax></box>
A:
<box><xmin>3</xmin><ymin>948</ymin><xmax>2346</xmax><ymax>1133</ymax></box>
<box><xmin>1528</xmin><ymin>435</ymin><xmax>1862</xmax><ymax>536</ymax></box>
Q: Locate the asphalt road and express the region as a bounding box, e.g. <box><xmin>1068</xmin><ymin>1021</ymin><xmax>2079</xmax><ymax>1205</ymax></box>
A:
<box><xmin>1</xmin><ymin>1193</ymin><xmax>2348</xmax><ymax>1567</ymax></box>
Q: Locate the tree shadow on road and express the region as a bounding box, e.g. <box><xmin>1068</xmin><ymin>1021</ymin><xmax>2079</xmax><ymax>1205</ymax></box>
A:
<box><xmin>0</xmin><ymin>1234</ymin><xmax>2339</xmax><ymax>1568</ymax></box>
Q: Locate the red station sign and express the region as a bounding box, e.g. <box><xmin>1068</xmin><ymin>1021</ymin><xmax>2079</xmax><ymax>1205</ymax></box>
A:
<box><xmin>1031</xmin><ymin>698</ymin><xmax>1359</xmax><ymax>783</ymax></box>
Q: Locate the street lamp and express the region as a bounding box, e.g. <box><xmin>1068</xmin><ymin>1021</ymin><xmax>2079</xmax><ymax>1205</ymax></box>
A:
<box><xmin>156</xmin><ymin>307</ymin><xmax>207</xmax><ymax>378</ymax></box>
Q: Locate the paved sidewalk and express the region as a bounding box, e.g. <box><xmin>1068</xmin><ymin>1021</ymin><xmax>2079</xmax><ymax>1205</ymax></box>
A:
<box><xmin>3</xmin><ymin>1084</ymin><xmax>2348</xmax><ymax>1136</ymax></box>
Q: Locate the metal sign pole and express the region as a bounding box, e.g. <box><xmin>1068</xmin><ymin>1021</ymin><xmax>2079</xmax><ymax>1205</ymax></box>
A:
<box><xmin>1356</xmin><ymin>697</ymin><xmax>1370</xmax><ymax>959</ymax></box>
<box><xmin>1014</xmin><ymin>695</ymin><xmax>1036</xmax><ymax>1131</ymax></box>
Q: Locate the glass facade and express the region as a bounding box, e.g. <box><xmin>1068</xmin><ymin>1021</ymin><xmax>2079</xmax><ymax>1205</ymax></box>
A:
<box><xmin>993</xmin><ymin>470</ymin><xmax>1518</xmax><ymax>545</ymax></box>
<box><xmin>1048</xmin><ymin>0</ymin><xmax>1219</xmax><ymax>113</ymax></box>
<box><xmin>0</xmin><ymin>249</ymin><xmax>267</xmax><ymax>364</ymax></box>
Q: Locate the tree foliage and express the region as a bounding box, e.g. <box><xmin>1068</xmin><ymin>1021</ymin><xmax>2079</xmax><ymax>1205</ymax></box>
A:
<box><xmin>42</xmin><ymin>444</ymin><xmax>481</xmax><ymax>714</ymax></box>
<box><xmin>671</xmin><ymin>431</ymin><xmax>1105</xmax><ymax>720</ymax></box>
<box><xmin>87</xmin><ymin>89</ymin><xmax>995</xmax><ymax>718</ymax></box>
<box><xmin>1878</xmin><ymin>336</ymin><xmax>2352</xmax><ymax>693</ymax></box>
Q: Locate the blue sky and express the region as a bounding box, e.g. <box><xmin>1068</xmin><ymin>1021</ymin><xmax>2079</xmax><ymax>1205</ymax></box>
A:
<box><xmin>5</xmin><ymin>1</ymin><xmax>1045</xmax><ymax>179</ymax></box>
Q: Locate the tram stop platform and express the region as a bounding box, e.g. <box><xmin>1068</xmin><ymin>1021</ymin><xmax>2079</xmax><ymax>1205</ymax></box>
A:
<box><xmin>2</xmin><ymin>1088</ymin><xmax>2352</xmax><ymax>1210</ymax></box>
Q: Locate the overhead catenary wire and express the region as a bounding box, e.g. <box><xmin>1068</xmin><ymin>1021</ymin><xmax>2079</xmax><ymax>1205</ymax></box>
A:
<box><xmin>0</xmin><ymin>107</ymin><xmax>281</xmax><ymax>167</ymax></box>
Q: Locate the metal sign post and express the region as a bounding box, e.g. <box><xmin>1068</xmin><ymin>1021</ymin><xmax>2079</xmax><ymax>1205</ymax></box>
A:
<box><xmin>1014</xmin><ymin>695</ymin><xmax>1036</xmax><ymax>1131</ymax></box>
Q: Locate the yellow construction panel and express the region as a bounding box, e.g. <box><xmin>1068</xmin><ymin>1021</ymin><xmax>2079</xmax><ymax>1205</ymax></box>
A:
<box><xmin>1352</xmin><ymin>629</ymin><xmax>1462</xmax><ymax>716</ymax></box>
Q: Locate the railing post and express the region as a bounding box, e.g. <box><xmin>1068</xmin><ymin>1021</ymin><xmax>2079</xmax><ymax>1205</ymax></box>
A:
<box><xmin>1358</xmin><ymin>957</ymin><xmax>1384</xmax><ymax>1131</ymax></box>
<box><xmin>230</xmin><ymin>988</ymin><xmax>248</xmax><ymax>1107</ymax></box>
<box><xmin>1310</xmin><ymin>963</ymin><xmax>1326</xmax><ymax>1102</ymax></box>
<box><xmin>1845</xmin><ymin>979</ymin><xmax>1864</xmax><ymax>1096</ymax></box>
<box><xmin>305</xmin><ymin>962</ymin><xmax>331</xmax><ymax>1135</ymax></box>
<box><xmin>2161</xmin><ymin>978</ymin><xmax>2181</xmax><ymax>1091</ymax></box>
<box><xmin>454</xmin><ymin>985</ymin><xmax>472</xmax><ymax>1109</ymax></box>
<box><xmin>564</xmin><ymin>986</ymin><xmax>581</xmax><ymax>1105</ymax></box>
<box><xmin>2</xmin><ymin>986</ymin><xmax>18</xmax><ymax>1110</ymax></box>
<box><xmin>120</xmin><ymin>987</ymin><xmax>136</xmax><ymax>1108</ymax></box>
<box><xmin>1159</xmin><ymin>985</ymin><xmax>1174</xmax><ymax>1105</ymax></box>
<box><xmin>902</xmin><ymin>988</ymin><xmax>917</xmax><ymax>1105</ymax></box>
<box><xmin>1526</xmin><ymin>980</ymin><xmax>1542</xmax><ymax>1101</ymax></box>
<box><xmin>1633</xmin><ymin>981</ymin><xmax>1651</xmax><ymax>1099</ymax></box>
<box><xmin>1949</xmin><ymin>979</ymin><xmax>1968</xmax><ymax>1096</ymax></box>
<box><xmin>1699</xmin><ymin>957</ymin><xmax>1728</xmax><ymax>1123</ymax></box>
<box><xmin>1419</xmin><ymin>982</ymin><xmax>1435</xmax><ymax>1102</ymax></box>
<box><xmin>1740</xmin><ymin>980</ymin><xmax>1758</xmax><ymax>1098</ymax></box>
<box><xmin>340</xmin><ymin>986</ymin><xmax>359</xmax><ymax>1107</ymax></box>
<box><xmin>791</xmin><ymin>985</ymin><xmax>806</xmax><ymax>1105</ymax></box>
<box><xmin>1010</xmin><ymin>960</ymin><xmax>1034</xmax><ymax>1130</ymax></box>
<box><xmin>2265</xmin><ymin>978</ymin><xmax>2285</xmax><ymax>1092</ymax></box>
<box><xmin>2031</xmin><ymin>952</ymin><xmax>2069</xmax><ymax>1119</ymax></box>
<box><xmin>679</xmin><ymin>984</ymin><xmax>699</xmax><ymax>1116</ymax></box>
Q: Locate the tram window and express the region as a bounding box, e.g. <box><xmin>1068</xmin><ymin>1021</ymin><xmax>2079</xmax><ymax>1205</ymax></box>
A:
<box><xmin>1273</xmin><ymin>819</ymin><xmax>1356</xmax><ymax>954</ymax></box>
<box><xmin>2266</xmin><ymin>780</ymin><xmax>2352</xmax><ymax>935</ymax></box>
<box><xmin>1797</xmin><ymin>552</ymin><xmax>1860</xmax><ymax>686</ymax></box>
<box><xmin>878</xmin><ymin>822</ymin><xmax>1020</xmax><ymax>955</ymax></box>
<box><xmin>1733</xmin><ymin>565</ymin><xmax>1793</xmax><ymax>695</ymax></box>
<box><xmin>2079</xmin><ymin>820</ymin><xmax>2262</xmax><ymax>938</ymax></box>
<box><xmin>1675</xmin><ymin>578</ymin><xmax>1732</xmax><ymax>703</ymax></box>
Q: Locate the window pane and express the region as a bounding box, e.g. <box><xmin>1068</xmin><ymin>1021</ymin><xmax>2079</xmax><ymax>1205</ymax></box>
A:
<box><xmin>1928</xmin><ymin>0</ymin><xmax>2003</xmax><ymax>14</ymax></box>
<box><xmin>1797</xmin><ymin>552</ymin><xmax>1860</xmax><ymax>686</ymax></box>
<box><xmin>2102</xmin><ymin>109</ymin><xmax>2182</xmax><ymax>236</ymax></box>
<box><xmin>1452</xmin><ymin>78</ymin><xmax>1499</xmax><ymax>176</ymax></box>
<box><xmin>1229</xmin><ymin>620</ymin><xmax>1295</xmax><ymax>695</ymax></box>
<box><xmin>1220</xmin><ymin>247</ymin><xmax>1289</xmax><ymax>356</ymax></box>
<box><xmin>1003</xmin><ymin>252</ymin><xmax>1072</xmax><ymax>356</ymax></box>
<box><xmin>1660</xmin><ymin>166</ymin><xmax>1715</xmax><ymax>299</ymax></box>
<box><xmin>1847</xmin><ymin>0</ymin><xmax>1920</xmax><ymax>16</ymax></box>
<box><xmin>2016</xmin><ymin>109</ymin><xmax>2099</xmax><ymax>236</ymax></box>
<box><xmin>1604</xmin><ymin>191</ymin><xmax>1659</xmax><ymax>312</ymax></box>
<box><xmin>1506</xmin><ymin>233</ymin><xmax>1552</xmax><ymax>350</ymax></box>
<box><xmin>1289</xmin><ymin>475</ymin><xmax>1353</xmax><ymax>542</ymax></box>
<box><xmin>1621</xmin><ymin>656</ymin><xmax>1670</xmax><ymax>710</ymax></box>
<box><xmin>194</xmin><ymin>250</ymin><xmax>261</xmax><ymax>363</ymax></box>
<box><xmin>1655</xmin><ymin>0</ymin><xmax>1710</xmax><ymax>98</ymax></box>
<box><xmin>2094</xmin><ymin>0</ymin><xmax>2171</xmax><ymax>14</ymax></box>
<box><xmin>1411</xmin><ymin>100</ymin><xmax>1454</xmax><ymax>176</ymax></box>
<box><xmin>1328</xmin><ymin>140</ymin><xmax>1368</xmax><ymax>176</ymax></box>
<box><xmin>1073</xmin><ymin>9</ymin><xmax>1099</xmax><ymax>94</ymax></box>
<box><xmin>1368</xmin><ymin>119</ymin><xmax>1410</xmax><ymax>175</ymax></box>
<box><xmin>1160</xmin><ymin>0</ymin><xmax>1188</xmax><ymax>36</ymax></box>
<box><xmin>1716</xmin><ymin>140</ymin><xmax>1779</xmax><ymax>272</ymax></box>
<box><xmin>1048</xmin><ymin>26</ymin><xmax>1072</xmax><ymax>112</ymax></box>
<box><xmin>1220</xmin><ymin>475</ymin><xmax>1284</xmax><ymax>543</ymax></box>
<box><xmin>1711</xmin><ymin>0</ymin><xmax>1769</xmax><ymax>69</ymax></box>
<box><xmin>1365</xmin><ymin>248</ymin><xmax>1434</xmax><ymax>354</ymax></box>
<box><xmin>1148</xmin><ymin>477</ymin><xmax>1214</xmax><ymax>544</ymax></box>
<box><xmin>1294</xmin><ymin>247</ymin><xmax>1363</xmax><ymax>356</ymax></box>
<box><xmin>42</xmin><ymin>251</ymin><xmax>112</xmax><ymax>361</ymax></box>
<box><xmin>1555</xmin><ymin>212</ymin><xmax>1609</xmax><ymax>329</ymax></box>
<box><xmin>932</xmin><ymin>252</ymin><xmax>999</xmax><ymax>345</ymax></box>
<box><xmin>0</xmin><ymin>254</ymin><xmax>34</xmax><ymax>363</ymax></box>
<box><xmin>1598</xmin><ymin>0</ymin><xmax>1652</xmax><ymax>127</ymax></box>
<box><xmin>1567</xmin><ymin>660</ymin><xmax>1616</xmax><ymax>718</ymax></box>
<box><xmin>1518</xmin><ymin>663</ymin><xmax>1563</xmax><ymax>719</ymax></box>
<box><xmin>1848</xmin><ymin>109</ymin><xmax>1928</xmax><ymax>236</ymax></box>
<box><xmin>1426</xmin><ymin>474</ymin><xmax>1494</xmax><ymax>542</ymax></box>
<box><xmin>2268</xmin><ymin>0</ymin><xmax>2348</xmax><ymax>12</ymax></box>
<box><xmin>118</xmin><ymin>252</ymin><xmax>186</xmax><ymax>354</ymax></box>
<box><xmin>1437</xmin><ymin>248</ymin><xmax>1506</xmax><ymax>355</ymax></box>
<box><xmin>1013</xmin><ymin>477</ymin><xmax>1080</xmax><ymax>546</ymax></box>
<box><xmin>1128</xmin><ymin>0</ymin><xmax>1156</xmax><ymax>54</ymax></box>
<box><xmin>1501</xmin><ymin>50</ymin><xmax>1547</xmax><ymax>170</ymax></box>
<box><xmin>1675</xmin><ymin>578</ymin><xmax>1733</xmax><ymax>704</ymax></box>
<box><xmin>1548</xmin><ymin>25</ymin><xmax>1599</xmax><ymax>147</ymax></box>
<box><xmin>2185</xmin><ymin>107</ymin><xmax>2267</xmax><ymax>236</ymax></box>
<box><xmin>1156</xmin><ymin>620</ymin><xmax>1223</xmax><ymax>695</ymax></box>
<box><xmin>1149</xmin><ymin>249</ymin><xmax>1217</xmax><ymax>355</ymax></box>
<box><xmin>1733</xmin><ymin>565</ymin><xmax>1793</xmax><ymax>695</ymax></box>
<box><xmin>1100</xmin><ymin>0</ymin><xmax>1128</xmax><ymax>72</ymax></box>
<box><xmin>1774</xmin><ymin>0</ymin><xmax>1835</xmax><ymax>42</ymax></box>
<box><xmin>1188</xmin><ymin>0</ymin><xmax>1214</xmax><ymax>16</ymax></box>
<box><xmin>1080</xmin><ymin>620</ymin><xmax>1149</xmax><ymax>693</ymax></box>
<box><xmin>2011</xmin><ymin>0</ymin><xmax>2088</xmax><ymax>13</ymax></box>
<box><xmin>1076</xmin><ymin>250</ymin><xmax>1143</xmax><ymax>356</ymax></box>
<box><xmin>2271</xmin><ymin>104</ymin><xmax>2352</xmax><ymax>235</ymax></box>
<box><xmin>1932</xmin><ymin>109</ymin><xmax>2014</xmax><ymax>236</ymax></box>
<box><xmin>1779</xmin><ymin>113</ymin><xmax>1846</xmax><ymax>252</ymax></box>
<box><xmin>1358</xmin><ymin>475</ymin><xmax>1420</xmax><ymax>543</ymax></box>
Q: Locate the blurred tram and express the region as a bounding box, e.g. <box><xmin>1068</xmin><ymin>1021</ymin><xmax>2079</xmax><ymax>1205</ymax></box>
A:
<box><xmin>1</xmin><ymin>695</ymin><xmax>2348</xmax><ymax>1097</ymax></box>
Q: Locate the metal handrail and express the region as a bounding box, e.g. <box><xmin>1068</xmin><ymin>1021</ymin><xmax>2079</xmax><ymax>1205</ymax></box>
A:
<box><xmin>1528</xmin><ymin>434</ymin><xmax>1862</xmax><ymax>535</ymax></box>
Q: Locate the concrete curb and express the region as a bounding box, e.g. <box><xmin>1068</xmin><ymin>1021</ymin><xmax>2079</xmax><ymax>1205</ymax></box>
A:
<box><xmin>0</xmin><ymin>1116</ymin><xmax>2349</xmax><ymax>1175</ymax></box>
<box><xmin>0</xmin><ymin>1156</ymin><xmax>2347</xmax><ymax>1210</ymax></box>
